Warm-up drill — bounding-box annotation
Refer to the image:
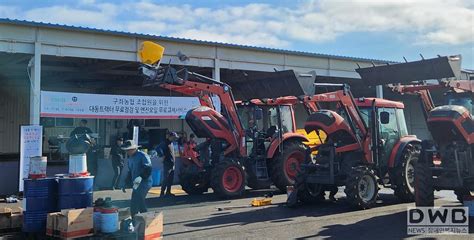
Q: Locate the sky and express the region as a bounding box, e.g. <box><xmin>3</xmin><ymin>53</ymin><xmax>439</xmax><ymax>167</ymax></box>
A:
<box><xmin>1</xmin><ymin>0</ymin><xmax>473</xmax><ymax>69</ymax></box>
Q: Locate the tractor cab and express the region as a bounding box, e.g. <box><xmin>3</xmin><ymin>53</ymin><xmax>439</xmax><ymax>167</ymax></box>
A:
<box><xmin>356</xmin><ymin>98</ymin><xmax>409</xmax><ymax>169</ymax></box>
<box><xmin>237</xmin><ymin>101</ymin><xmax>296</xmax><ymax>158</ymax></box>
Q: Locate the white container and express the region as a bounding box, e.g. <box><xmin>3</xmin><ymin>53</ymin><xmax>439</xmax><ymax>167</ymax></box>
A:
<box><xmin>100</xmin><ymin>208</ymin><xmax>119</xmax><ymax>233</ymax></box>
<box><xmin>29</xmin><ymin>156</ymin><xmax>47</xmax><ymax>179</ymax></box>
<box><xmin>69</xmin><ymin>153</ymin><xmax>88</xmax><ymax>176</ymax></box>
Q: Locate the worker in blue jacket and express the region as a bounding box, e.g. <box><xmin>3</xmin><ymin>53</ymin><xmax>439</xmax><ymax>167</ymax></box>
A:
<box><xmin>120</xmin><ymin>140</ymin><xmax>152</xmax><ymax>216</ymax></box>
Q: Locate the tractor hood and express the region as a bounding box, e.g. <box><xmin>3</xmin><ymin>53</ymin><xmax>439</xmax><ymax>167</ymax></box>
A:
<box><xmin>226</xmin><ymin>70</ymin><xmax>316</xmax><ymax>100</ymax></box>
<box><xmin>357</xmin><ymin>55</ymin><xmax>462</xmax><ymax>86</ymax></box>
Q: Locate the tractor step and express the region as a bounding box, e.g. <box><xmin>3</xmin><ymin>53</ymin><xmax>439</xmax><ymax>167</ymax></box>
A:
<box><xmin>256</xmin><ymin>158</ymin><xmax>269</xmax><ymax>180</ymax></box>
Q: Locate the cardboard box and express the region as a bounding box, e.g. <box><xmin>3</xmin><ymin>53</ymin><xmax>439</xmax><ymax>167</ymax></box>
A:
<box><xmin>46</xmin><ymin>212</ymin><xmax>61</xmax><ymax>237</ymax></box>
<box><xmin>0</xmin><ymin>207</ymin><xmax>23</xmax><ymax>230</ymax></box>
<box><xmin>46</xmin><ymin>208</ymin><xmax>94</xmax><ymax>239</ymax></box>
<box><xmin>135</xmin><ymin>211</ymin><xmax>163</xmax><ymax>240</ymax></box>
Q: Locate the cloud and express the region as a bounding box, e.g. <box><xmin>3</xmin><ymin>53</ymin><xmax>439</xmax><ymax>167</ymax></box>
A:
<box><xmin>0</xmin><ymin>0</ymin><xmax>472</xmax><ymax>48</ymax></box>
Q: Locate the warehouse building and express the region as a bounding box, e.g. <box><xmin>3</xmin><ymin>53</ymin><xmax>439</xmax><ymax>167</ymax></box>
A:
<box><xmin>1</xmin><ymin>18</ymin><xmax>470</xmax><ymax>195</ymax></box>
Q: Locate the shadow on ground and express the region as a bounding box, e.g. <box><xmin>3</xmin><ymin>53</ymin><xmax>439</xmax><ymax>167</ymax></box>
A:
<box><xmin>111</xmin><ymin>188</ymin><xmax>280</xmax><ymax>209</ymax></box>
<box><xmin>183</xmin><ymin>193</ymin><xmax>406</xmax><ymax>228</ymax></box>
<box><xmin>297</xmin><ymin>211</ymin><xmax>409</xmax><ymax>240</ymax></box>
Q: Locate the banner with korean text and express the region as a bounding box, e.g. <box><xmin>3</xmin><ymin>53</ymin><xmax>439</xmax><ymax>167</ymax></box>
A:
<box><xmin>40</xmin><ymin>91</ymin><xmax>205</xmax><ymax>119</ymax></box>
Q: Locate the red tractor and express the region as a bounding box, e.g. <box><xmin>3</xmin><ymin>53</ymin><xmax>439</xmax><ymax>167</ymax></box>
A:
<box><xmin>287</xmin><ymin>83</ymin><xmax>421</xmax><ymax>209</ymax></box>
<box><xmin>138</xmin><ymin>42</ymin><xmax>310</xmax><ymax>197</ymax></box>
<box><xmin>381</xmin><ymin>55</ymin><xmax>474</xmax><ymax>206</ymax></box>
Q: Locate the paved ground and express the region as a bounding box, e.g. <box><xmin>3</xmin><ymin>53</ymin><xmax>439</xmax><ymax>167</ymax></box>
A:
<box><xmin>2</xmin><ymin>186</ymin><xmax>473</xmax><ymax>239</ymax></box>
<box><xmin>104</xmin><ymin>187</ymin><xmax>473</xmax><ymax>239</ymax></box>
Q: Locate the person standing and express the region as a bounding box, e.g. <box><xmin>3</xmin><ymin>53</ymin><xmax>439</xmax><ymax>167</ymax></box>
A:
<box><xmin>70</xmin><ymin>119</ymin><xmax>93</xmax><ymax>137</ymax></box>
<box><xmin>156</xmin><ymin>132</ymin><xmax>178</xmax><ymax>197</ymax></box>
<box><xmin>70</xmin><ymin>119</ymin><xmax>98</xmax><ymax>176</ymax></box>
<box><xmin>120</xmin><ymin>140</ymin><xmax>152</xmax><ymax>216</ymax></box>
<box><xmin>110</xmin><ymin>137</ymin><xmax>125</xmax><ymax>189</ymax></box>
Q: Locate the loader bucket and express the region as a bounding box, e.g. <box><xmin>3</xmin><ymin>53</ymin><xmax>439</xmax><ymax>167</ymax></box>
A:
<box><xmin>356</xmin><ymin>55</ymin><xmax>462</xmax><ymax>86</ymax></box>
<box><xmin>227</xmin><ymin>70</ymin><xmax>316</xmax><ymax>100</ymax></box>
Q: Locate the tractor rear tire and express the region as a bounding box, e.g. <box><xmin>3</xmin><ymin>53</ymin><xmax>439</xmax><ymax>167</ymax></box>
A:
<box><xmin>179</xmin><ymin>164</ymin><xmax>209</xmax><ymax>195</ymax></box>
<box><xmin>414</xmin><ymin>161</ymin><xmax>434</xmax><ymax>207</ymax></box>
<box><xmin>344</xmin><ymin>166</ymin><xmax>378</xmax><ymax>209</ymax></box>
<box><xmin>211</xmin><ymin>160</ymin><xmax>246</xmax><ymax>198</ymax></box>
<box><xmin>393</xmin><ymin>144</ymin><xmax>420</xmax><ymax>202</ymax></box>
<box><xmin>270</xmin><ymin>141</ymin><xmax>307</xmax><ymax>192</ymax></box>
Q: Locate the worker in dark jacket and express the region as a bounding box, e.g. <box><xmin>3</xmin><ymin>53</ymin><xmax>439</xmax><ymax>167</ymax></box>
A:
<box><xmin>121</xmin><ymin>140</ymin><xmax>152</xmax><ymax>216</ymax></box>
<box><xmin>110</xmin><ymin>137</ymin><xmax>125</xmax><ymax>189</ymax></box>
<box><xmin>70</xmin><ymin>119</ymin><xmax>93</xmax><ymax>137</ymax></box>
<box><xmin>156</xmin><ymin>132</ymin><xmax>179</xmax><ymax>197</ymax></box>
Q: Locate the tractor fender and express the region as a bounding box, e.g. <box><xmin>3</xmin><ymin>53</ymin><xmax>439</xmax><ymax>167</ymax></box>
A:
<box><xmin>266</xmin><ymin>133</ymin><xmax>309</xmax><ymax>159</ymax></box>
<box><xmin>387</xmin><ymin>135</ymin><xmax>421</xmax><ymax>168</ymax></box>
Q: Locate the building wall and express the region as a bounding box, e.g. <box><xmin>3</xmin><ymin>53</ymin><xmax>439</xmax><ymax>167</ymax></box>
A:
<box><xmin>0</xmin><ymin>79</ymin><xmax>29</xmax><ymax>154</ymax></box>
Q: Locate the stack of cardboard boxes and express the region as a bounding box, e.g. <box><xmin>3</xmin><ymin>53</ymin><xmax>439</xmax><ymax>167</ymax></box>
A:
<box><xmin>45</xmin><ymin>207</ymin><xmax>163</xmax><ymax>240</ymax></box>
<box><xmin>46</xmin><ymin>208</ymin><xmax>94</xmax><ymax>239</ymax></box>
<box><xmin>0</xmin><ymin>207</ymin><xmax>22</xmax><ymax>231</ymax></box>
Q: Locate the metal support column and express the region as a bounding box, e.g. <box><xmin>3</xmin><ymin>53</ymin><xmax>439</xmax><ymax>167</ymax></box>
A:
<box><xmin>376</xmin><ymin>85</ymin><xmax>383</xmax><ymax>99</ymax></box>
<box><xmin>29</xmin><ymin>42</ymin><xmax>41</xmax><ymax>124</ymax></box>
<box><xmin>212</xmin><ymin>58</ymin><xmax>220</xmax><ymax>82</ymax></box>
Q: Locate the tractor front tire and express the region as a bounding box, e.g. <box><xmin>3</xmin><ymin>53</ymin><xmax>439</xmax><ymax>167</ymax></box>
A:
<box><xmin>393</xmin><ymin>144</ymin><xmax>420</xmax><ymax>202</ymax></box>
<box><xmin>344</xmin><ymin>166</ymin><xmax>378</xmax><ymax>209</ymax></box>
<box><xmin>211</xmin><ymin>161</ymin><xmax>246</xmax><ymax>198</ymax></box>
<box><xmin>179</xmin><ymin>164</ymin><xmax>209</xmax><ymax>195</ymax></box>
<box><xmin>270</xmin><ymin>141</ymin><xmax>308</xmax><ymax>192</ymax></box>
<box><xmin>414</xmin><ymin>161</ymin><xmax>434</xmax><ymax>207</ymax></box>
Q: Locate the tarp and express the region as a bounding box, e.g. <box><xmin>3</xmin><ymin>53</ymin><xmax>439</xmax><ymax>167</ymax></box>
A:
<box><xmin>226</xmin><ymin>70</ymin><xmax>317</xmax><ymax>100</ymax></box>
<box><xmin>356</xmin><ymin>55</ymin><xmax>462</xmax><ymax>86</ymax></box>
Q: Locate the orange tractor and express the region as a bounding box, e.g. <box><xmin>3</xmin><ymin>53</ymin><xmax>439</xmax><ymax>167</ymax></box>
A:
<box><xmin>138</xmin><ymin>41</ymin><xmax>313</xmax><ymax>197</ymax></box>
<box><xmin>368</xmin><ymin>55</ymin><xmax>474</xmax><ymax>206</ymax></box>
<box><xmin>287</xmin><ymin>83</ymin><xmax>421</xmax><ymax>209</ymax></box>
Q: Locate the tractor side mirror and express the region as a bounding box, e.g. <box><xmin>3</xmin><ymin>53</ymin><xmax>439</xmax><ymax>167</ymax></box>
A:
<box><xmin>254</xmin><ymin>107</ymin><xmax>263</xmax><ymax>121</ymax></box>
<box><xmin>380</xmin><ymin>111</ymin><xmax>390</xmax><ymax>124</ymax></box>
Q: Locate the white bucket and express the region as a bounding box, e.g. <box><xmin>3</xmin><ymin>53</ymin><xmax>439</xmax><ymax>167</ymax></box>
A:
<box><xmin>100</xmin><ymin>208</ymin><xmax>119</xmax><ymax>233</ymax></box>
<box><xmin>69</xmin><ymin>154</ymin><xmax>88</xmax><ymax>176</ymax></box>
<box><xmin>29</xmin><ymin>156</ymin><xmax>47</xmax><ymax>179</ymax></box>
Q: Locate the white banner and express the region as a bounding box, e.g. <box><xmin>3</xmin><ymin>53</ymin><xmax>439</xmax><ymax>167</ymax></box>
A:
<box><xmin>40</xmin><ymin>91</ymin><xmax>202</xmax><ymax>119</ymax></box>
<box><xmin>19</xmin><ymin>125</ymin><xmax>43</xmax><ymax>191</ymax></box>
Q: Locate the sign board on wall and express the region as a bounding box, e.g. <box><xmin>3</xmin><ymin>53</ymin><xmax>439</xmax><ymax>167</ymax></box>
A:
<box><xmin>19</xmin><ymin>125</ymin><xmax>43</xmax><ymax>191</ymax></box>
<box><xmin>40</xmin><ymin>91</ymin><xmax>202</xmax><ymax>119</ymax></box>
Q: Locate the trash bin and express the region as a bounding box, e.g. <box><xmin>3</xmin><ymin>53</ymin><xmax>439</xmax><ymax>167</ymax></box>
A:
<box><xmin>151</xmin><ymin>169</ymin><xmax>161</xmax><ymax>186</ymax></box>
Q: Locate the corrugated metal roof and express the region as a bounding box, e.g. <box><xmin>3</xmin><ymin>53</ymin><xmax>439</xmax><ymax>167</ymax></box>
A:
<box><xmin>0</xmin><ymin>18</ymin><xmax>394</xmax><ymax>63</ymax></box>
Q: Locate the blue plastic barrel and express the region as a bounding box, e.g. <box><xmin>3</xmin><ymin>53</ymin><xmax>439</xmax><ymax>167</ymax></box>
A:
<box><xmin>23</xmin><ymin>178</ymin><xmax>58</xmax><ymax>232</ymax></box>
<box><xmin>151</xmin><ymin>169</ymin><xmax>161</xmax><ymax>186</ymax></box>
<box><xmin>57</xmin><ymin>176</ymin><xmax>94</xmax><ymax>210</ymax></box>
